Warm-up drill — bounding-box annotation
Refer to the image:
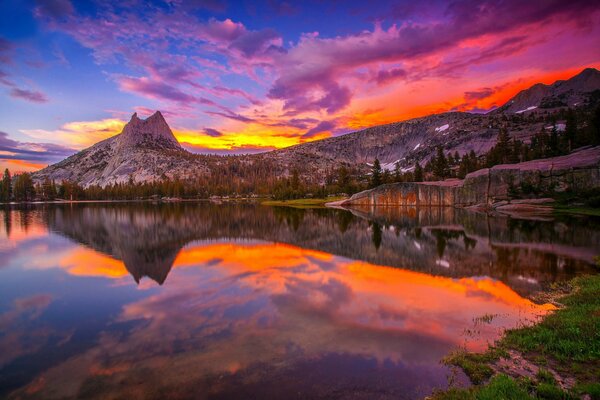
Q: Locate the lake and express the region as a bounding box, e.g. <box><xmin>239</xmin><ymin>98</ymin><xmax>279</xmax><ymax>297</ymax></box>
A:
<box><xmin>0</xmin><ymin>203</ymin><xmax>598</xmax><ymax>399</ymax></box>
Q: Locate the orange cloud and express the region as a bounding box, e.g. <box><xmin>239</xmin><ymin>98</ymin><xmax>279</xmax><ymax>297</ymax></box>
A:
<box><xmin>21</xmin><ymin>118</ymin><xmax>126</xmax><ymax>150</ymax></box>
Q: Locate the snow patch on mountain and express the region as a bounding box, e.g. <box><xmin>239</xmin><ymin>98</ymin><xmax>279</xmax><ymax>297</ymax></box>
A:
<box><xmin>515</xmin><ymin>106</ymin><xmax>538</xmax><ymax>114</ymax></box>
<box><xmin>435</xmin><ymin>124</ymin><xmax>449</xmax><ymax>132</ymax></box>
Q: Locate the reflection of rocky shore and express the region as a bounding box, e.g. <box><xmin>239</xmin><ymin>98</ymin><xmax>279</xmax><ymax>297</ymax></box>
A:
<box><xmin>39</xmin><ymin>203</ymin><xmax>599</xmax><ymax>293</ymax></box>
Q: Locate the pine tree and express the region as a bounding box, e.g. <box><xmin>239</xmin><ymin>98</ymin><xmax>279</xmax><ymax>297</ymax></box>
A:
<box><xmin>433</xmin><ymin>147</ymin><xmax>449</xmax><ymax>180</ymax></box>
<box><xmin>1</xmin><ymin>169</ymin><xmax>11</xmax><ymax>202</ymax></box>
<box><xmin>42</xmin><ymin>178</ymin><xmax>55</xmax><ymax>201</ymax></box>
<box><xmin>548</xmin><ymin>126</ymin><xmax>559</xmax><ymax>157</ymax></box>
<box><xmin>370</xmin><ymin>158</ymin><xmax>382</xmax><ymax>188</ymax></box>
<box><xmin>414</xmin><ymin>162</ymin><xmax>423</xmax><ymax>182</ymax></box>
<box><xmin>393</xmin><ymin>162</ymin><xmax>402</xmax><ymax>182</ymax></box>
<box><xmin>336</xmin><ymin>166</ymin><xmax>352</xmax><ymax>194</ymax></box>
<box><xmin>565</xmin><ymin>108</ymin><xmax>577</xmax><ymax>151</ymax></box>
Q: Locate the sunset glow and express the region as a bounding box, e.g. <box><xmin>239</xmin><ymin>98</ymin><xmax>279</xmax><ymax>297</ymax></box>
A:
<box><xmin>0</xmin><ymin>1</ymin><xmax>599</xmax><ymax>167</ymax></box>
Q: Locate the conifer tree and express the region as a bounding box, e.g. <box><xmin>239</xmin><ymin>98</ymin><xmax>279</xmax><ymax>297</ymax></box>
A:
<box><xmin>370</xmin><ymin>158</ymin><xmax>382</xmax><ymax>188</ymax></box>
<box><xmin>1</xmin><ymin>169</ymin><xmax>11</xmax><ymax>202</ymax></box>
<box><xmin>433</xmin><ymin>147</ymin><xmax>449</xmax><ymax>180</ymax></box>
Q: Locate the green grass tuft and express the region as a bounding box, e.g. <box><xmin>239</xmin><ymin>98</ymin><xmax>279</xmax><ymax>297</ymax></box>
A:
<box><xmin>261</xmin><ymin>196</ymin><xmax>346</xmax><ymax>208</ymax></box>
<box><xmin>437</xmin><ymin>274</ymin><xmax>600</xmax><ymax>399</ymax></box>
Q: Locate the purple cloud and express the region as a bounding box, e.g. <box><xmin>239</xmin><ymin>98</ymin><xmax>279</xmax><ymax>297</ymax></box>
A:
<box><xmin>9</xmin><ymin>88</ymin><xmax>48</xmax><ymax>103</ymax></box>
<box><xmin>303</xmin><ymin>120</ymin><xmax>336</xmax><ymax>139</ymax></box>
<box><xmin>464</xmin><ymin>87</ymin><xmax>495</xmax><ymax>102</ymax></box>
<box><xmin>0</xmin><ymin>131</ymin><xmax>75</xmax><ymax>162</ymax></box>
<box><xmin>374</xmin><ymin>67</ymin><xmax>407</xmax><ymax>85</ymax></box>
<box><xmin>203</xmin><ymin>128</ymin><xmax>223</xmax><ymax>137</ymax></box>
<box><xmin>205</xmin><ymin>110</ymin><xmax>256</xmax><ymax>123</ymax></box>
<box><xmin>34</xmin><ymin>0</ymin><xmax>74</xmax><ymax>19</ymax></box>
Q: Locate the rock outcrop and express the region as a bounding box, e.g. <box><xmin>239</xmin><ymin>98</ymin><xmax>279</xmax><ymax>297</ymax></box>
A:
<box><xmin>340</xmin><ymin>146</ymin><xmax>600</xmax><ymax>208</ymax></box>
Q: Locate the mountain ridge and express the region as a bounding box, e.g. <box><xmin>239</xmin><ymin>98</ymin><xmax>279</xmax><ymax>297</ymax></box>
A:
<box><xmin>32</xmin><ymin>67</ymin><xmax>600</xmax><ymax>188</ymax></box>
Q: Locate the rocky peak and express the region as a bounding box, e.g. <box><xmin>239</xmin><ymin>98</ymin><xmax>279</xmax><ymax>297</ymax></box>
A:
<box><xmin>496</xmin><ymin>67</ymin><xmax>600</xmax><ymax>114</ymax></box>
<box><xmin>116</xmin><ymin>110</ymin><xmax>181</xmax><ymax>151</ymax></box>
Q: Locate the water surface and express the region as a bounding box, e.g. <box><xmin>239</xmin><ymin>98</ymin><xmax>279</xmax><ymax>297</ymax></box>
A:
<box><xmin>1</xmin><ymin>203</ymin><xmax>598</xmax><ymax>399</ymax></box>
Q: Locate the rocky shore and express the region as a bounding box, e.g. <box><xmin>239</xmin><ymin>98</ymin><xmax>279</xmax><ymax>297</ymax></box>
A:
<box><xmin>339</xmin><ymin>146</ymin><xmax>600</xmax><ymax>209</ymax></box>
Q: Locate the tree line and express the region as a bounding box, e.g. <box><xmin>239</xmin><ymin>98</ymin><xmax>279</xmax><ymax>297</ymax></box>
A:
<box><xmin>1</xmin><ymin>105</ymin><xmax>599</xmax><ymax>203</ymax></box>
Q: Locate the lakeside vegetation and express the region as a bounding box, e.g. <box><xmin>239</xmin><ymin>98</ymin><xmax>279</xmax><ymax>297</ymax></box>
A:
<box><xmin>261</xmin><ymin>196</ymin><xmax>346</xmax><ymax>208</ymax></box>
<box><xmin>433</xmin><ymin>272</ymin><xmax>600</xmax><ymax>400</ymax></box>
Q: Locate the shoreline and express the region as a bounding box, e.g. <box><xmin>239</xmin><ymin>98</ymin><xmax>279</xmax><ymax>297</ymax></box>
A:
<box><xmin>431</xmin><ymin>272</ymin><xmax>600</xmax><ymax>399</ymax></box>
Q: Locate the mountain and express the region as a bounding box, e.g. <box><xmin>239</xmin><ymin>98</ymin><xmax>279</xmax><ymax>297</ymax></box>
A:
<box><xmin>33</xmin><ymin>68</ymin><xmax>600</xmax><ymax>187</ymax></box>
<box><xmin>263</xmin><ymin>68</ymin><xmax>600</xmax><ymax>172</ymax></box>
<box><xmin>494</xmin><ymin>67</ymin><xmax>600</xmax><ymax>114</ymax></box>
<box><xmin>33</xmin><ymin>111</ymin><xmax>209</xmax><ymax>187</ymax></box>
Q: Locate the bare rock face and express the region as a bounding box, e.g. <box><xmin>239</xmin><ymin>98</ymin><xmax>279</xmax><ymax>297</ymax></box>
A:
<box><xmin>116</xmin><ymin>111</ymin><xmax>180</xmax><ymax>151</ymax></box>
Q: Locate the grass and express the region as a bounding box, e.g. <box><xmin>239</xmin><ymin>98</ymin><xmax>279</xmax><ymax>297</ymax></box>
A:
<box><xmin>261</xmin><ymin>196</ymin><xmax>346</xmax><ymax>208</ymax></box>
<box><xmin>443</xmin><ymin>347</ymin><xmax>507</xmax><ymax>384</ymax></box>
<box><xmin>438</xmin><ymin>272</ymin><xmax>600</xmax><ymax>400</ymax></box>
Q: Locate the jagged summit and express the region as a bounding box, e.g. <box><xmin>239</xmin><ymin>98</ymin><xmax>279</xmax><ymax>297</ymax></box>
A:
<box><xmin>117</xmin><ymin>110</ymin><xmax>181</xmax><ymax>151</ymax></box>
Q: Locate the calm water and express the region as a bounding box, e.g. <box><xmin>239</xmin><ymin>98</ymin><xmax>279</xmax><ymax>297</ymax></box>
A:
<box><xmin>1</xmin><ymin>203</ymin><xmax>598</xmax><ymax>399</ymax></box>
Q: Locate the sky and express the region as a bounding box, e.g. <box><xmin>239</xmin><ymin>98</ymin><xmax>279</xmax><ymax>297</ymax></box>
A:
<box><xmin>0</xmin><ymin>0</ymin><xmax>599</xmax><ymax>172</ymax></box>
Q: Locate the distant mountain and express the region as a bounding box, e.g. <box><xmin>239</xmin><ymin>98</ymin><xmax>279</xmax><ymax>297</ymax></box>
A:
<box><xmin>494</xmin><ymin>67</ymin><xmax>600</xmax><ymax>114</ymax></box>
<box><xmin>33</xmin><ymin>68</ymin><xmax>600</xmax><ymax>187</ymax></box>
<box><xmin>33</xmin><ymin>111</ymin><xmax>209</xmax><ymax>187</ymax></box>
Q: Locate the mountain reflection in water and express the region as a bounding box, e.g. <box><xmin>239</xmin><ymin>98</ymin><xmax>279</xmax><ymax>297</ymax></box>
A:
<box><xmin>0</xmin><ymin>203</ymin><xmax>598</xmax><ymax>400</ymax></box>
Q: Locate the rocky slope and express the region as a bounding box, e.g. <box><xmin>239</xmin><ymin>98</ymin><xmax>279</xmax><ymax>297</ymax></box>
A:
<box><xmin>33</xmin><ymin>68</ymin><xmax>600</xmax><ymax>187</ymax></box>
<box><xmin>266</xmin><ymin>68</ymin><xmax>600</xmax><ymax>172</ymax></box>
